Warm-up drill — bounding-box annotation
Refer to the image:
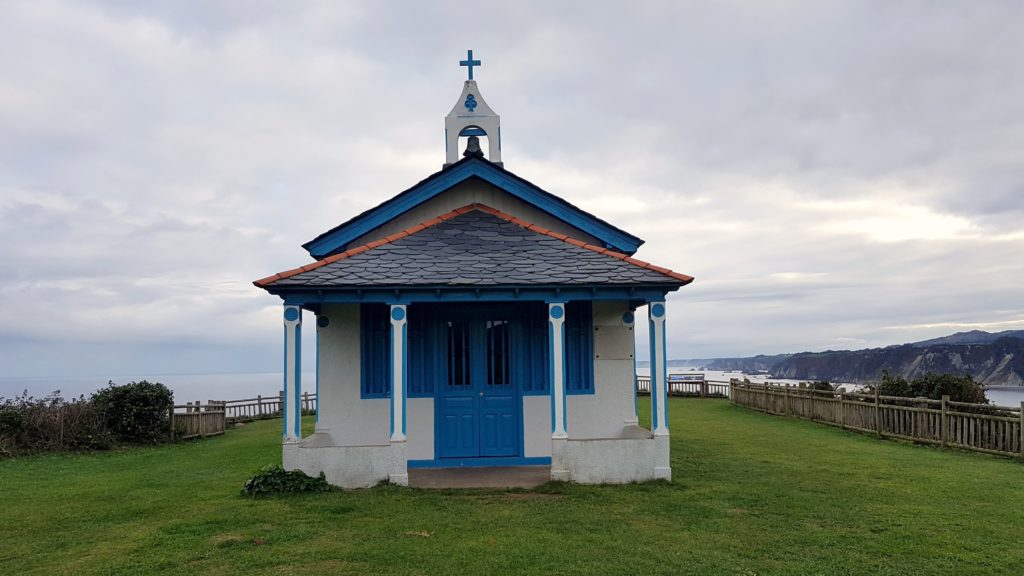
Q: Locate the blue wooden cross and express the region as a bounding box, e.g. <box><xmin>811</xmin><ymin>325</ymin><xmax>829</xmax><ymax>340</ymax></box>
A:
<box><xmin>459</xmin><ymin>49</ymin><xmax>481</xmax><ymax>80</ymax></box>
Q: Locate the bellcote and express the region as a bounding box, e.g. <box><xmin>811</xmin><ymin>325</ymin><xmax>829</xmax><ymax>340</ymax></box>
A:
<box><xmin>445</xmin><ymin>50</ymin><xmax>502</xmax><ymax>167</ymax></box>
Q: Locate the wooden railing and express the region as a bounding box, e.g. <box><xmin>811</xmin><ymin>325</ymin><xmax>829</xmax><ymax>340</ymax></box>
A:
<box><xmin>222</xmin><ymin>392</ymin><xmax>317</xmax><ymax>423</ymax></box>
<box><xmin>636</xmin><ymin>374</ymin><xmax>730</xmax><ymax>398</ymax></box>
<box><xmin>731</xmin><ymin>381</ymin><xmax>1024</xmax><ymax>459</ymax></box>
<box><xmin>169</xmin><ymin>401</ymin><xmax>226</xmax><ymax>441</ymax></box>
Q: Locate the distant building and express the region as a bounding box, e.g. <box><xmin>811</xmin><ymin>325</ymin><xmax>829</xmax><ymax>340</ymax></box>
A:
<box><xmin>254</xmin><ymin>51</ymin><xmax>693</xmax><ymax>488</ymax></box>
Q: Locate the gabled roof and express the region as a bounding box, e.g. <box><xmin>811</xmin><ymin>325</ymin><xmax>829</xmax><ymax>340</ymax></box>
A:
<box><xmin>302</xmin><ymin>155</ymin><xmax>645</xmax><ymax>259</ymax></box>
<box><xmin>257</xmin><ymin>204</ymin><xmax>692</xmax><ymax>290</ymax></box>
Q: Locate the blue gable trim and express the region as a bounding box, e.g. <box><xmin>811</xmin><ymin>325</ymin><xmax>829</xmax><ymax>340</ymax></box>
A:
<box><xmin>302</xmin><ymin>156</ymin><xmax>644</xmax><ymax>258</ymax></box>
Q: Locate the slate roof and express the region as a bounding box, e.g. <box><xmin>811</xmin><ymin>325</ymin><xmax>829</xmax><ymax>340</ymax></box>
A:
<box><xmin>256</xmin><ymin>204</ymin><xmax>692</xmax><ymax>289</ymax></box>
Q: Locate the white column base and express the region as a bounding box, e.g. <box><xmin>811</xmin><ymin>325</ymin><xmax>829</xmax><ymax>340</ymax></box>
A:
<box><xmin>550</xmin><ymin>437</ymin><xmax>570</xmax><ymax>482</ymax></box>
<box><xmin>388</xmin><ymin>440</ymin><xmax>409</xmax><ymax>486</ymax></box>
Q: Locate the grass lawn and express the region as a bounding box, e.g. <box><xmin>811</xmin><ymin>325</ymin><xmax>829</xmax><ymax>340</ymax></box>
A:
<box><xmin>2</xmin><ymin>398</ymin><xmax>1022</xmax><ymax>576</ymax></box>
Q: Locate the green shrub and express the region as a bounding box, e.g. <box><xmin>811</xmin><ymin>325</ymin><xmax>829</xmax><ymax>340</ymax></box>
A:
<box><xmin>241</xmin><ymin>464</ymin><xmax>332</xmax><ymax>497</ymax></box>
<box><xmin>0</xmin><ymin>391</ymin><xmax>112</xmax><ymax>456</ymax></box>
<box><xmin>874</xmin><ymin>370</ymin><xmax>988</xmax><ymax>404</ymax></box>
<box><xmin>91</xmin><ymin>381</ymin><xmax>174</xmax><ymax>444</ymax></box>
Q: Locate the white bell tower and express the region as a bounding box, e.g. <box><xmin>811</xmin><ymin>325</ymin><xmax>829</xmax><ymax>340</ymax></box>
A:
<box><xmin>444</xmin><ymin>50</ymin><xmax>502</xmax><ymax>167</ymax></box>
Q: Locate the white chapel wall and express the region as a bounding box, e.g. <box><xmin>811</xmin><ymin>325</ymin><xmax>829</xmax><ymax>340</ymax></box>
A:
<box><xmin>566</xmin><ymin>300</ymin><xmax>637</xmax><ymax>439</ymax></box>
<box><xmin>346</xmin><ymin>179</ymin><xmax>604</xmax><ymax>250</ymax></box>
<box><xmin>316</xmin><ymin>304</ymin><xmax>389</xmax><ymax>445</ymax></box>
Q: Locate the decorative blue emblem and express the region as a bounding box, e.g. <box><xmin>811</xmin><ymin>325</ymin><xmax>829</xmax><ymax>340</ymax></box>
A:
<box><xmin>464</xmin><ymin>94</ymin><xmax>478</xmax><ymax>111</ymax></box>
<box><xmin>622</xmin><ymin>312</ymin><xmax>635</xmax><ymax>324</ymax></box>
<box><xmin>391</xmin><ymin>307</ymin><xmax>406</xmax><ymax>322</ymax></box>
<box><xmin>459</xmin><ymin>49</ymin><xmax>481</xmax><ymax>80</ymax></box>
<box><xmin>284</xmin><ymin>307</ymin><xmax>299</xmax><ymax>322</ymax></box>
<box><xmin>651</xmin><ymin>303</ymin><xmax>665</xmax><ymax>318</ymax></box>
<box><xmin>550</xmin><ymin>305</ymin><xmax>564</xmax><ymax>320</ymax></box>
<box><xmin>317</xmin><ymin>316</ymin><xmax>330</xmax><ymax>328</ymax></box>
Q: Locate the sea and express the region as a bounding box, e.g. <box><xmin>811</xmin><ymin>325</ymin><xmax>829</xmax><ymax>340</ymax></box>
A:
<box><xmin>3</xmin><ymin>369</ymin><xmax>1023</xmax><ymax>408</ymax></box>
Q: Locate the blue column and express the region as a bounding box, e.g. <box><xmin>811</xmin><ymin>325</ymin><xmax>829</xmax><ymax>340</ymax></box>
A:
<box><xmin>282</xmin><ymin>305</ymin><xmax>302</xmax><ymax>441</ymax></box>
<box><xmin>549</xmin><ymin>303</ymin><xmax>568</xmax><ymax>438</ymax></box>
<box><xmin>389</xmin><ymin>305</ymin><xmax>408</xmax><ymax>442</ymax></box>
<box><xmin>648</xmin><ymin>301</ymin><xmax>669</xmax><ymax>435</ymax></box>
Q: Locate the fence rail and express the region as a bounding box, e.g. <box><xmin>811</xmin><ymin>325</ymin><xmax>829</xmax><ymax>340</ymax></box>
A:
<box><xmin>169</xmin><ymin>401</ymin><xmax>226</xmax><ymax>441</ymax></box>
<box><xmin>221</xmin><ymin>392</ymin><xmax>317</xmax><ymax>423</ymax></box>
<box><xmin>731</xmin><ymin>381</ymin><xmax>1024</xmax><ymax>459</ymax></box>
<box><xmin>168</xmin><ymin>392</ymin><xmax>318</xmax><ymax>440</ymax></box>
<box><xmin>636</xmin><ymin>375</ymin><xmax>730</xmax><ymax>398</ymax></box>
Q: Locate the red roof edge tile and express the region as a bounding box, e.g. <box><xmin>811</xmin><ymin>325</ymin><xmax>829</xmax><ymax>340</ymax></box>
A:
<box><xmin>255</xmin><ymin>202</ymin><xmax>694</xmax><ymax>287</ymax></box>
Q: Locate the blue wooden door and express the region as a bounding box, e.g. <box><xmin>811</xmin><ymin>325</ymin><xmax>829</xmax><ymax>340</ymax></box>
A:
<box><xmin>438</xmin><ymin>311</ymin><xmax>519</xmax><ymax>459</ymax></box>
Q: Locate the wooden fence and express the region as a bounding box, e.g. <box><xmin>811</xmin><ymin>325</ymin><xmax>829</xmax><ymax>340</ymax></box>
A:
<box><xmin>636</xmin><ymin>375</ymin><xmax>730</xmax><ymax>398</ymax></box>
<box><xmin>168</xmin><ymin>392</ymin><xmax>318</xmax><ymax>440</ymax></box>
<box><xmin>222</xmin><ymin>392</ymin><xmax>317</xmax><ymax>423</ymax></box>
<box><xmin>169</xmin><ymin>401</ymin><xmax>226</xmax><ymax>441</ymax></box>
<box><xmin>731</xmin><ymin>381</ymin><xmax>1024</xmax><ymax>459</ymax></box>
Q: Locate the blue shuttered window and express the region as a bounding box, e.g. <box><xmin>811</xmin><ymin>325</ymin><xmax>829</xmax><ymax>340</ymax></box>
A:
<box><xmin>521</xmin><ymin>303</ymin><xmax>549</xmax><ymax>394</ymax></box>
<box><xmin>565</xmin><ymin>301</ymin><xmax>595</xmax><ymax>394</ymax></box>
<box><xmin>407</xmin><ymin>308</ymin><xmax>434</xmax><ymax>396</ymax></box>
<box><xmin>360</xmin><ymin>304</ymin><xmax>390</xmax><ymax>398</ymax></box>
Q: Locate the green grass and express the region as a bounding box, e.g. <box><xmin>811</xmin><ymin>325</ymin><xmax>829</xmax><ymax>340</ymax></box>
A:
<box><xmin>2</xmin><ymin>399</ymin><xmax>1022</xmax><ymax>576</ymax></box>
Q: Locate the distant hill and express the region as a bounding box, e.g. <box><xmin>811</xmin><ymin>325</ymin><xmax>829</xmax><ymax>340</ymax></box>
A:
<box><xmin>663</xmin><ymin>331</ymin><xmax>1024</xmax><ymax>386</ymax></box>
<box><xmin>911</xmin><ymin>330</ymin><xmax>1024</xmax><ymax>347</ymax></box>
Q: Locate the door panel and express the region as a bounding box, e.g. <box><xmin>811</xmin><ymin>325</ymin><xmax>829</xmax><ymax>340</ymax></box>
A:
<box><xmin>437</xmin><ymin>310</ymin><xmax>520</xmax><ymax>459</ymax></box>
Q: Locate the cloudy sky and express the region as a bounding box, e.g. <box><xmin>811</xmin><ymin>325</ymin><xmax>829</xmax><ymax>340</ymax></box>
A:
<box><xmin>2</xmin><ymin>1</ymin><xmax>1023</xmax><ymax>387</ymax></box>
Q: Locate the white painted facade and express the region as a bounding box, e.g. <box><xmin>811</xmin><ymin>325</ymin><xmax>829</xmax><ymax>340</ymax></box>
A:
<box><xmin>284</xmin><ymin>296</ymin><xmax>671</xmax><ymax>488</ymax></box>
<box><xmin>272</xmin><ymin>56</ymin><xmax>679</xmax><ymax>488</ymax></box>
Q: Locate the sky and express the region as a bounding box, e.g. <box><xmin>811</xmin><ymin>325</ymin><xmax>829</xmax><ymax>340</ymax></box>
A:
<box><xmin>2</xmin><ymin>1</ymin><xmax>1023</xmax><ymax>387</ymax></box>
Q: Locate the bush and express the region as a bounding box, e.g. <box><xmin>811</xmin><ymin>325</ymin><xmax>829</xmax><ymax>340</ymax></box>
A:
<box><xmin>873</xmin><ymin>370</ymin><xmax>988</xmax><ymax>404</ymax></box>
<box><xmin>0</xmin><ymin>391</ymin><xmax>112</xmax><ymax>456</ymax></box>
<box><xmin>803</xmin><ymin>381</ymin><xmax>833</xmax><ymax>391</ymax></box>
<box><xmin>91</xmin><ymin>380</ymin><xmax>174</xmax><ymax>444</ymax></box>
<box><xmin>241</xmin><ymin>464</ymin><xmax>332</xmax><ymax>497</ymax></box>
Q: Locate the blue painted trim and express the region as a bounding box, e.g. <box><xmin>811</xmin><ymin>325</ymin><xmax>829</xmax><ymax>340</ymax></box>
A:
<box><xmin>408</xmin><ymin>456</ymin><xmax>551</xmax><ymax>469</ymax></box>
<box><xmin>315</xmin><ymin>320</ymin><xmax>320</xmax><ymax>423</ymax></box>
<box><xmin>649</xmin><ymin>317</ymin><xmax>658</xmax><ymax>431</ymax></box>
<box><xmin>548</xmin><ymin>316</ymin><xmax>556</xmax><ymax>433</ymax></box>
<box><xmin>521</xmin><ymin>389</ymin><xmax>549</xmax><ymax>396</ymax></box>
<box><xmin>401</xmin><ymin>321</ymin><xmax>408</xmax><ymax>437</ymax></box>
<box><xmin>459</xmin><ymin>126</ymin><xmax>486</xmax><ymax>137</ymax></box>
<box><xmin>282</xmin><ymin>325</ymin><xmax>287</xmax><ymax>438</ymax></box>
<box><xmin>293</xmin><ymin>322</ymin><xmax>301</xmax><ymax>439</ymax></box>
<box><xmin>302</xmin><ymin>158</ymin><xmax>644</xmax><ymax>258</ymax></box>
<box><xmin>274</xmin><ymin>286</ymin><xmax>674</xmax><ymax>305</ymax></box>
<box><xmin>560</xmin><ymin>318</ymin><xmax>567</xmax><ymax>430</ymax></box>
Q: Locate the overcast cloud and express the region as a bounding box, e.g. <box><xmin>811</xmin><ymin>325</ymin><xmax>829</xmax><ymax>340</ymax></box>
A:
<box><xmin>2</xmin><ymin>1</ymin><xmax>1023</xmax><ymax>385</ymax></box>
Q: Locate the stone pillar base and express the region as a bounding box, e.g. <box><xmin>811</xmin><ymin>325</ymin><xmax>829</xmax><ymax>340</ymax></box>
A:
<box><xmin>550</xmin><ymin>437</ymin><xmax>570</xmax><ymax>482</ymax></box>
<box><xmin>388</xmin><ymin>440</ymin><xmax>409</xmax><ymax>486</ymax></box>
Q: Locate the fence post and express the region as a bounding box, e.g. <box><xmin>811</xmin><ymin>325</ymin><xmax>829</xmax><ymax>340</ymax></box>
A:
<box><xmin>169</xmin><ymin>406</ymin><xmax>175</xmax><ymax>442</ymax></box>
<box><xmin>257</xmin><ymin>394</ymin><xmax>263</xmax><ymax>417</ymax></box>
<box><xmin>874</xmin><ymin>387</ymin><xmax>881</xmax><ymax>438</ymax></box>
<box><xmin>1019</xmin><ymin>401</ymin><xmax>1023</xmax><ymax>461</ymax></box>
<box><xmin>838</xmin><ymin>392</ymin><xmax>845</xmax><ymax>430</ymax></box>
<box><xmin>303</xmin><ymin>391</ymin><xmax>309</xmax><ymax>413</ymax></box>
<box><xmin>762</xmin><ymin>384</ymin><xmax>768</xmax><ymax>413</ymax></box>
<box><xmin>941</xmin><ymin>395</ymin><xmax>949</xmax><ymax>448</ymax></box>
<box><xmin>783</xmin><ymin>386</ymin><xmax>789</xmax><ymax>416</ymax></box>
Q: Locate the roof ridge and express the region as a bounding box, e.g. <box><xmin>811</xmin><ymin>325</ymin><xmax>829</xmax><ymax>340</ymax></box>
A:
<box><xmin>254</xmin><ymin>203</ymin><xmax>693</xmax><ymax>287</ymax></box>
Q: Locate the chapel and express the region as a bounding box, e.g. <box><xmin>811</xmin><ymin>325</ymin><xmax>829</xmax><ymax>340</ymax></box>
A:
<box><xmin>255</xmin><ymin>51</ymin><xmax>692</xmax><ymax>487</ymax></box>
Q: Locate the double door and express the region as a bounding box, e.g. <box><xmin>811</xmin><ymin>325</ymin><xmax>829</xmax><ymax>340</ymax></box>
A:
<box><xmin>437</xmin><ymin>310</ymin><xmax>518</xmax><ymax>459</ymax></box>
